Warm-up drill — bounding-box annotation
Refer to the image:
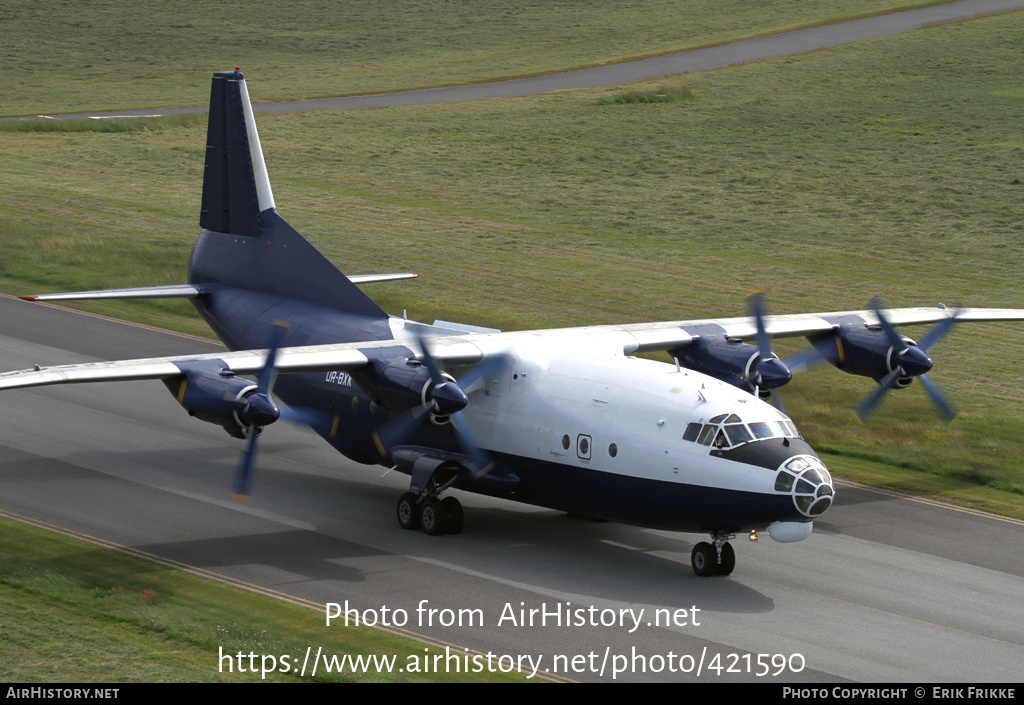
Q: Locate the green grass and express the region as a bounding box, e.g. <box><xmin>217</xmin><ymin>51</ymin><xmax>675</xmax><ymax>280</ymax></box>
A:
<box><xmin>0</xmin><ymin>515</ymin><xmax>526</xmax><ymax>682</ymax></box>
<box><xmin>597</xmin><ymin>85</ymin><xmax>695</xmax><ymax>104</ymax></box>
<box><xmin>0</xmin><ymin>115</ymin><xmax>207</xmax><ymax>133</ymax></box>
<box><xmin>1</xmin><ymin>0</ymin><xmax>951</xmax><ymax>116</ymax></box>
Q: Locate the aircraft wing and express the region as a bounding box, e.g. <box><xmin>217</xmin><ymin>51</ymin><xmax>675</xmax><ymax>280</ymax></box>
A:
<box><xmin>613</xmin><ymin>306</ymin><xmax>1024</xmax><ymax>353</ymax></box>
<box><xmin>0</xmin><ymin>336</ymin><xmax>484</xmax><ymax>392</ymax></box>
<box><xmin>3</xmin><ymin>305</ymin><xmax>1024</xmax><ymax>392</ymax></box>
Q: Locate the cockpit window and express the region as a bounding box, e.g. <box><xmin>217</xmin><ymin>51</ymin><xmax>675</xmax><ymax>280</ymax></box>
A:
<box><xmin>696</xmin><ymin>424</ymin><xmax>717</xmax><ymax>446</ymax></box>
<box><xmin>683</xmin><ymin>414</ymin><xmax>801</xmax><ymax>449</ymax></box>
<box><xmin>725</xmin><ymin>423</ymin><xmax>752</xmax><ymax>445</ymax></box>
<box><xmin>713</xmin><ymin>429</ymin><xmax>730</xmax><ymax>448</ymax></box>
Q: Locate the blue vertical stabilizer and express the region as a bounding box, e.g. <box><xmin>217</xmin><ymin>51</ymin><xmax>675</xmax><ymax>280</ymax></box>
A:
<box><xmin>200</xmin><ymin>70</ymin><xmax>267</xmax><ymax>237</ymax></box>
<box><xmin>190</xmin><ymin>70</ymin><xmax>386</xmax><ymax>319</ymax></box>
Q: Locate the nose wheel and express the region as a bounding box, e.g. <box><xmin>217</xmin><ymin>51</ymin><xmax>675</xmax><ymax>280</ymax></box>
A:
<box><xmin>691</xmin><ymin>534</ymin><xmax>736</xmax><ymax>577</ymax></box>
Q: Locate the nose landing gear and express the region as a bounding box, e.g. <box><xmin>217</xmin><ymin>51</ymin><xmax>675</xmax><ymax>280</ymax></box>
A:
<box><xmin>691</xmin><ymin>533</ymin><xmax>736</xmax><ymax>577</ymax></box>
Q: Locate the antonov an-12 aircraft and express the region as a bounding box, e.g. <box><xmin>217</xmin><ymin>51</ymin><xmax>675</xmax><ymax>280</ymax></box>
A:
<box><xmin>4</xmin><ymin>71</ymin><xmax>1023</xmax><ymax>576</ymax></box>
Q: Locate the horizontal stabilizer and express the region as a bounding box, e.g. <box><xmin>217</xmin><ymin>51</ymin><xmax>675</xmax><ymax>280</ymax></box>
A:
<box><xmin>431</xmin><ymin>319</ymin><xmax>501</xmax><ymax>335</ymax></box>
<box><xmin>19</xmin><ymin>274</ymin><xmax>415</xmax><ymax>303</ymax></box>
<box><xmin>20</xmin><ymin>285</ymin><xmax>203</xmax><ymax>302</ymax></box>
<box><xmin>347</xmin><ymin>273</ymin><xmax>418</xmax><ymax>284</ymax></box>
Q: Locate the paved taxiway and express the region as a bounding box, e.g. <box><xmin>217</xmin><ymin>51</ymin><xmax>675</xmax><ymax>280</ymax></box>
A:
<box><xmin>2</xmin><ymin>295</ymin><xmax>1022</xmax><ymax>682</ymax></box>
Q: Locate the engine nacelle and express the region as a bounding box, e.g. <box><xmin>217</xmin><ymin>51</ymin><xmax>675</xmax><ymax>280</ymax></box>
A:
<box><xmin>163</xmin><ymin>362</ymin><xmax>279</xmax><ymax>438</ymax></box>
<box><xmin>810</xmin><ymin>324</ymin><xmax>930</xmax><ymax>387</ymax></box>
<box><xmin>351</xmin><ymin>351</ymin><xmax>466</xmax><ymax>416</ymax></box>
<box><xmin>671</xmin><ymin>338</ymin><xmax>791</xmax><ymax>396</ymax></box>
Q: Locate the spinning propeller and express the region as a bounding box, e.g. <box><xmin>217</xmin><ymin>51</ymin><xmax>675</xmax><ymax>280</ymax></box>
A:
<box><xmin>745</xmin><ymin>291</ymin><xmax>792</xmax><ymax>408</ymax></box>
<box><xmin>233</xmin><ymin>321</ymin><xmax>335</xmax><ymax>497</ymax></box>
<box><xmin>233</xmin><ymin>323</ymin><xmax>285</xmax><ymax>497</ymax></box>
<box><xmin>855</xmin><ymin>298</ymin><xmax>959</xmax><ymax>423</ymax></box>
<box><xmin>372</xmin><ymin>329</ymin><xmax>509</xmax><ymax>475</ymax></box>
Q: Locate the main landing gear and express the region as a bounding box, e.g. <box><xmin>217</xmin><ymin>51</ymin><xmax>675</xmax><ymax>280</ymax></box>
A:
<box><xmin>396</xmin><ymin>465</ymin><xmax>465</xmax><ymax>536</ymax></box>
<box><xmin>691</xmin><ymin>532</ymin><xmax>736</xmax><ymax>577</ymax></box>
<box><xmin>397</xmin><ymin>493</ymin><xmax>464</xmax><ymax>535</ymax></box>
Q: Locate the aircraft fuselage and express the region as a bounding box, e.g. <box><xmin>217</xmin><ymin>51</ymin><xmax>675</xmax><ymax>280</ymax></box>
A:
<box><xmin>191</xmin><ymin>281</ymin><xmax>834</xmax><ymax>535</ymax></box>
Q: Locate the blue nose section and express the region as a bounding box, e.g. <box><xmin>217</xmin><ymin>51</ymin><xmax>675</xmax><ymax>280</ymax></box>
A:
<box><xmin>431</xmin><ymin>381</ymin><xmax>469</xmax><ymax>416</ymax></box>
<box><xmin>896</xmin><ymin>345</ymin><xmax>933</xmax><ymax>377</ymax></box>
<box><xmin>757</xmin><ymin>357</ymin><xmax>793</xmax><ymax>389</ymax></box>
<box><xmin>243</xmin><ymin>392</ymin><xmax>280</xmax><ymax>427</ymax></box>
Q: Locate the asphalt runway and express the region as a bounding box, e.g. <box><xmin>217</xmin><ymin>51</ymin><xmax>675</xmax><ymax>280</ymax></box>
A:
<box><xmin>2</xmin><ymin>294</ymin><xmax>1022</xmax><ymax>682</ymax></box>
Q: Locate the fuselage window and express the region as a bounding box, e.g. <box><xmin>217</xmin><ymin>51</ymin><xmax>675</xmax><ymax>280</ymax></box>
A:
<box><xmin>577</xmin><ymin>434</ymin><xmax>591</xmax><ymax>459</ymax></box>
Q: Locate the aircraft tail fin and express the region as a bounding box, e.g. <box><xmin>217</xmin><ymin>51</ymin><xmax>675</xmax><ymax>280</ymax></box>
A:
<box><xmin>200</xmin><ymin>70</ymin><xmax>275</xmax><ymax>237</ymax></box>
<box><xmin>190</xmin><ymin>70</ymin><xmax>387</xmax><ymax>318</ymax></box>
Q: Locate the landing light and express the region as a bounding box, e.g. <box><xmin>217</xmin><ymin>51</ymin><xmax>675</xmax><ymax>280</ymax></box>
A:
<box><xmin>749</xmin><ymin>530</ymin><xmax>758</xmax><ymax>542</ymax></box>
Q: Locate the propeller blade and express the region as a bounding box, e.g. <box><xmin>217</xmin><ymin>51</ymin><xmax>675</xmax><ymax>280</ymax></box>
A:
<box><xmin>235</xmin><ymin>430</ymin><xmax>259</xmax><ymax>498</ymax></box>
<box><xmin>769</xmin><ymin>390</ymin><xmax>787</xmax><ymax>416</ymax></box>
<box><xmin>918</xmin><ymin>373</ymin><xmax>958</xmax><ymax>423</ymax></box>
<box><xmin>372</xmin><ymin>403</ymin><xmax>433</xmax><ymax>456</ymax></box>
<box><xmin>784</xmin><ymin>345</ymin><xmax>828</xmax><ymax>374</ymax></box>
<box><xmin>256</xmin><ymin>320</ymin><xmax>289</xmax><ymax>391</ymax></box>
<box><xmin>451</xmin><ymin>413</ymin><xmax>495</xmax><ymax>477</ymax></box>
<box><xmin>917</xmin><ymin>309</ymin><xmax>960</xmax><ymax>353</ymax></box>
<box><xmin>412</xmin><ymin>327</ymin><xmax>447</xmax><ymax>386</ymax></box>
<box><xmin>745</xmin><ymin>291</ymin><xmax>792</xmax><ymax>394</ymax></box>
<box><xmin>747</xmin><ymin>291</ymin><xmax>773</xmax><ymax>361</ymax></box>
<box><xmin>868</xmin><ymin>297</ymin><xmax>908</xmax><ymax>353</ymax></box>
<box><xmin>855</xmin><ymin>369</ymin><xmax>900</xmax><ymax>422</ymax></box>
<box><xmin>459</xmin><ymin>353</ymin><xmax>512</xmax><ymax>395</ymax></box>
<box><xmin>232</xmin><ymin>319</ymin><xmax>289</xmax><ymax>497</ymax></box>
<box><xmin>279</xmin><ymin>404</ymin><xmax>335</xmax><ymax>429</ymax></box>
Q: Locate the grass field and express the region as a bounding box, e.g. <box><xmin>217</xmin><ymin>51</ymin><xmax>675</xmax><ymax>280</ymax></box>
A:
<box><xmin>0</xmin><ymin>516</ymin><xmax>524</xmax><ymax>682</ymax></box>
<box><xmin>1</xmin><ymin>0</ymin><xmax>1023</xmax><ymax>682</ymax></box>
<box><xmin>2</xmin><ymin>0</ymin><xmax>948</xmax><ymax>116</ymax></box>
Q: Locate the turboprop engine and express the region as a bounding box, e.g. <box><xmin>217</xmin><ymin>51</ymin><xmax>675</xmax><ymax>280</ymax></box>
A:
<box><xmin>162</xmin><ymin>361</ymin><xmax>279</xmax><ymax>439</ymax></box>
